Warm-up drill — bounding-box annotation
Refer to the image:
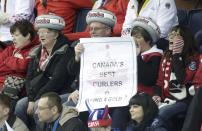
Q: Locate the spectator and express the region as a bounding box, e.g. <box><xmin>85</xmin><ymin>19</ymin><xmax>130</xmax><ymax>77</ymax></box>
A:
<box><xmin>0</xmin><ymin>0</ymin><xmax>35</xmax><ymax>44</ymax></box>
<box><xmin>127</xmin><ymin>93</ymin><xmax>167</xmax><ymax>131</ymax></box>
<box><xmin>35</xmin><ymin>0</ymin><xmax>94</xmax><ymax>42</ymax></box>
<box><xmin>36</xmin><ymin>92</ymin><xmax>87</xmax><ymax>131</ymax></box>
<box><xmin>181</xmin><ymin>87</ymin><xmax>202</xmax><ymax>131</ymax></box>
<box><xmin>67</xmin><ymin>0</ymin><xmax>129</xmax><ymax>41</ymax></box>
<box><xmin>122</xmin><ymin>0</ymin><xmax>178</xmax><ymax>50</ymax></box>
<box><xmin>0</xmin><ymin>93</ymin><xmax>29</xmax><ymax>131</ymax></box>
<box><xmin>15</xmin><ymin>14</ymin><xmax>75</xmax><ymax>127</ymax></box>
<box><xmin>86</xmin><ymin>101</ymin><xmax>112</xmax><ymax>131</ymax></box>
<box><xmin>153</xmin><ymin>25</ymin><xmax>200</xmax><ymax>131</ymax></box>
<box><xmin>66</xmin><ymin>9</ymin><xmax>130</xmax><ymax>130</ymax></box>
<box><xmin>0</xmin><ymin>20</ymin><xmax>39</xmax><ymax>93</ymax></box>
<box><xmin>131</xmin><ymin>17</ymin><xmax>163</xmax><ymax>96</ymax></box>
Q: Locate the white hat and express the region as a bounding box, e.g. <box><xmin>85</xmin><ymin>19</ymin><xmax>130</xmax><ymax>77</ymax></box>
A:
<box><xmin>131</xmin><ymin>17</ymin><xmax>161</xmax><ymax>43</ymax></box>
<box><xmin>86</xmin><ymin>9</ymin><xmax>116</xmax><ymax>28</ymax></box>
<box><xmin>35</xmin><ymin>14</ymin><xmax>65</xmax><ymax>30</ymax></box>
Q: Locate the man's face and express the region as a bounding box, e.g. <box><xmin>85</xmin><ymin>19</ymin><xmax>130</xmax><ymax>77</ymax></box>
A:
<box><xmin>89</xmin><ymin>22</ymin><xmax>112</xmax><ymax>37</ymax></box>
<box><xmin>0</xmin><ymin>105</ymin><xmax>9</xmax><ymax>121</ymax></box>
<box><xmin>36</xmin><ymin>98</ymin><xmax>54</xmax><ymax>123</ymax></box>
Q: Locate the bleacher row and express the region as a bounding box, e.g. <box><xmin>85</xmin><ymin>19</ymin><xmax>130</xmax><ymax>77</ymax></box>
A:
<box><xmin>73</xmin><ymin>8</ymin><xmax>202</xmax><ymax>51</ymax></box>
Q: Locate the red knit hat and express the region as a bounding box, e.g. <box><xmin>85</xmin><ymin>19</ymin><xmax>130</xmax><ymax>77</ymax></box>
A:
<box><xmin>86</xmin><ymin>100</ymin><xmax>112</xmax><ymax>128</ymax></box>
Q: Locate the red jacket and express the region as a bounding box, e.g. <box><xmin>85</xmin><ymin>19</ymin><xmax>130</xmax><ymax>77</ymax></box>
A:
<box><xmin>192</xmin><ymin>54</ymin><xmax>202</xmax><ymax>88</ymax></box>
<box><xmin>0</xmin><ymin>37</ymin><xmax>39</xmax><ymax>90</ymax></box>
<box><xmin>35</xmin><ymin>0</ymin><xmax>94</xmax><ymax>40</ymax></box>
<box><xmin>65</xmin><ymin>0</ymin><xmax>129</xmax><ymax>41</ymax></box>
<box><xmin>156</xmin><ymin>53</ymin><xmax>199</xmax><ymax>98</ymax></box>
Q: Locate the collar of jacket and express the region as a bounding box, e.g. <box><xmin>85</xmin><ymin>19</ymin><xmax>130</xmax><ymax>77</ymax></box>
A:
<box><xmin>59</xmin><ymin>106</ymin><xmax>79</xmax><ymax>126</ymax></box>
<box><xmin>29</xmin><ymin>34</ymin><xmax>69</xmax><ymax>58</ymax></box>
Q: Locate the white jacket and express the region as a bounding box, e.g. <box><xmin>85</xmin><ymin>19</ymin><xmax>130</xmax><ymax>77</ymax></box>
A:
<box><xmin>122</xmin><ymin>0</ymin><xmax>178</xmax><ymax>38</ymax></box>
<box><xmin>0</xmin><ymin>0</ymin><xmax>35</xmax><ymax>42</ymax></box>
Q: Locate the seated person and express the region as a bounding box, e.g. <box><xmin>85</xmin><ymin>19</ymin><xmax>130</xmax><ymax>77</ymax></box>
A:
<box><xmin>153</xmin><ymin>25</ymin><xmax>200</xmax><ymax>131</ymax></box>
<box><xmin>36</xmin><ymin>92</ymin><xmax>87</xmax><ymax>131</ymax></box>
<box><xmin>130</xmin><ymin>17</ymin><xmax>163</xmax><ymax>96</ymax></box>
<box><xmin>66</xmin><ymin>9</ymin><xmax>130</xmax><ymax>130</ymax></box>
<box><xmin>0</xmin><ymin>20</ymin><xmax>39</xmax><ymax>92</ymax></box>
<box><xmin>127</xmin><ymin>92</ymin><xmax>167</xmax><ymax>131</ymax></box>
<box><xmin>86</xmin><ymin>101</ymin><xmax>112</xmax><ymax>131</ymax></box>
<box><xmin>0</xmin><ymin>93</ymin><xmax>29</xmax><ymax>131</ymax></box>
<box><xmin>15</xmin><ymin>14</ymin><xmax>76</xmax><ymax>127</ymax></box>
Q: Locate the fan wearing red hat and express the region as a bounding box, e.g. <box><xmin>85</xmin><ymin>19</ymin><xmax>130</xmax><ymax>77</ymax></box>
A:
<box><xmin>86</xmin><ymin>100</ymin><xmax>112</xmax><ymax>131</ymax></box>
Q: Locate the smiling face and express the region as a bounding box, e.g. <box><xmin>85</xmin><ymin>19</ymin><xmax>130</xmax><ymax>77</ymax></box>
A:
<box><xmin>129</xmin><ymin>104</ymin><xmax>144</xmax><ymax>123</ymax></box>
<box><xmin>37</xmin><ymin>28</ymin><xmax>58</xmax><ymax>48</ymax></box>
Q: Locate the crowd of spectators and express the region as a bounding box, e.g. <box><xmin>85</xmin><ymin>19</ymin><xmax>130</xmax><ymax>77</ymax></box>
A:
<box><xmin>0</xmin><ymin>0</ymin><xmax>202</xmax><ymax>131</ymax></box>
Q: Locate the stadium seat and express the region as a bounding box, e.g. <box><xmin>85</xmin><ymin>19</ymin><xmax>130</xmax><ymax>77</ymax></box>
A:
<box><xmin>188</xmin><ymin>9</ymin><xmax>202</xmax><ymax>35</ymax></box>
<box><xmin>195</xmin><ymin>30</ymin><xmax>202</xmax><ymax>53</ymax></box>
<box><xmin>177</xmin><ymin>9</ymin><xmax>188</xmax><ymax>26</ymax></box>
<box><xmin>73</xmin><ymin>8</ymin><xmax>91</xmax><ymax>32</ymax></box>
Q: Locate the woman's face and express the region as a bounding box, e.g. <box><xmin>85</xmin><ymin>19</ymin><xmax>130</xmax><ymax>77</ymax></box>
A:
<box><xmin>129</xmin><ymin>104</ymin><xmax>144</xmax><ymax>123</ymax></box>
<box><xmin>132</xmin><ymin>33</ymin><xmax>149</xmax><ymax>53</ymax></box>
<box><xmin>168</xmin><ymin>30</ymin><xmax>180</xmax><ymax>50</ymax></box>
<box><xmin>37</xmin><ymin>28</ymin><xmax>58</xmax><ymax>47</ymax></box>
<box><xmin>11</xmin><ymin>29</ymin><xmax>30</xmax><ymax>48</ymax></box>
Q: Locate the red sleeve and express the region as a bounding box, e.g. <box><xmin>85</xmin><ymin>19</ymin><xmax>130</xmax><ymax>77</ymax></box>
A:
<box><xmin>0</xmin><ymin>46</ymin><xmax>13</xmax><ymax>62</ymax></box>
<box><xmin>193</xmin><ymin>55</ymin><xmax>202</xmax><ymax>87</ymax></box>
<box><xmin>3</xmin><ymin>57</ymin><xmax>30</xmax><ymax>72</ymax></box>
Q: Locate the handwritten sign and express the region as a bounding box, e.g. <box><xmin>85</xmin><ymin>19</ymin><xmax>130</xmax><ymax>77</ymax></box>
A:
<box><xmin>76</xmin><ymin>37</ymin><xmax>137</xmax><ymax>112</ymax></box>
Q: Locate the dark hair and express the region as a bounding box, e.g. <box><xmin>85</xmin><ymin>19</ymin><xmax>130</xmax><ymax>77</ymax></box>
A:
<box><xmin>0</xmin><ymin>93</ymin><xmax>11</xmax><ymax>109</ymax></box>
<box><xmin>131</xmin><ymin>26</ymin><xmax>153</xmax><ymax>45</ymax></box>
<box><xmin>129</xmin><ymin>93</ymin><xmax>159</xmax><ymax>127</ymax></box>
<box><xmin>41</xmin><ymin>92</ymin><xmax>63</xmax><ymax>113</ymax></box>
<box><xmin>10</xmin><ymin>19</ymin><xmax>36</xmax><ymax>41</ymax></box>
<box><xmin>165</xmin><ymin>25</ymin><xmax>199</xmax><ymax>65</ymax></box>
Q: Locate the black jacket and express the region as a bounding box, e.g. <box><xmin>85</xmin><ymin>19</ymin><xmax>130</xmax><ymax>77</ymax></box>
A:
<box><xmin>26</xmin><ymin>34</ymin><xmax>75</xmax><ymax>101</ymax></box>
<box><xmin>38</xmin><ymin>107</ymin><xmax>87</xmax><ymax>131</ymax></box>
